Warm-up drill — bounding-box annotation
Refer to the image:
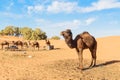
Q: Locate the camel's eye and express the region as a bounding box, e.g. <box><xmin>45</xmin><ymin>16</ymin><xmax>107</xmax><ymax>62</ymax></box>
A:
<box><xmin>66</xmin><ymin>33</ymin><xmax>71</xmax><ymax>37</ymax></box>
<box><xmin>65</xmin><ymin>36</ymin><xmax>68</xmax><ymax>39</ymax></box>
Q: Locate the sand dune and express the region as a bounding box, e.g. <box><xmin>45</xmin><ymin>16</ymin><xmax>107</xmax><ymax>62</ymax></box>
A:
<box><xmin>0</xmin><ymin>36</ymin><xmax>120</xmax><ymax>80</ymax></box>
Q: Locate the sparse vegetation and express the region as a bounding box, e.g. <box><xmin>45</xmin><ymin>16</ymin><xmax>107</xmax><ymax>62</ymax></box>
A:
<box><xmin>0</xmin><ymin>26</ymin><xmax>47</xmax><ymax>40</ymax></box>
<box><xmin>51</xmin><ymin>36</ymin><xmax>60</xmax><ymax>40</ymax></box>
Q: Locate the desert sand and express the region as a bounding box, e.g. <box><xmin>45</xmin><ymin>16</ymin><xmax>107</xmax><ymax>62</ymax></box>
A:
<box><xmin>0</xmin><ymin>36</ymin><xmax>120</xmax><ymax>80</ymax></box>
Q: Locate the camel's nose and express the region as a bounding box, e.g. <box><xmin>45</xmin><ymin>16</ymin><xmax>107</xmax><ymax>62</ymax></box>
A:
<box><xmin>60</xmin><ymin>31</ymin><xmax>64</xmax><ymax>36</ymax></box>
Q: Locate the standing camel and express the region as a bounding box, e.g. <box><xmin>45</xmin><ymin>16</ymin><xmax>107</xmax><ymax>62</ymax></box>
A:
<box><xmin>61</xmin><ymin>29</ymin><xmax>97</xmax><ymax>70</ymax></box>
<box><xmin>0</xmin><ymin>41</ymin><xmax>9</xmax><ymax>49</ymax></box>
<box><xmin>31</xmin><ymin>41</ymin><xmax>40</xmax><ymax>50</ymax></box>
<box><xmin>23</xmin><ymin>41</ymin><xmax>29</xmax><ymax>48</ymax></box>
<box><xmin>12</xmin><ymin>40</ymin><xmax>23</xmax><ymax>49</ymax></box>
<box><xmin>45</xmin><ymin>39</ymin><xmax>51</xmax><ymax>46</ymax></box>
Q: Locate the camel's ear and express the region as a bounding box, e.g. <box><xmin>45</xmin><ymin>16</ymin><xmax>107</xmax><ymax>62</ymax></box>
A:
<box><xmin>66</xmin><ymin>29</ymin><xmax>73</xmax><ymax>36</ymax></box>
<box><xmin>66</xmin><ymin>29</ymin><xmax>71</xmax><ymax>32</ymax></box>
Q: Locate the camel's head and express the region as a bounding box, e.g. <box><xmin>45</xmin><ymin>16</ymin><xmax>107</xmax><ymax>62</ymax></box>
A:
<box><xmin>61</xmin><ymin>29</ymin><xmax>73</xmax><ymax>40</ymax></box>
<box><xmin>61</xmin><ymin>29</ymin><xmax>74</xmax><ymax>48</ymax></box>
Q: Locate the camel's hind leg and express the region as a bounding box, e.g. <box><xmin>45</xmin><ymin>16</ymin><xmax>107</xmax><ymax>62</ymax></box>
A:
<box><xmin>89</xmin><ymin>48</ymin><xmax>97</xmax><ymax>68</ymax></box>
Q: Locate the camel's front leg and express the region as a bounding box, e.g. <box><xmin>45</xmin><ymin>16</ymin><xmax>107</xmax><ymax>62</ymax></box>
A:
<box><xmin>1</xmin><ymin>45</ymin><xmax>3</xmax><ymax>49</ymax></box>
<box><xmin>76</xmin><ymin>48</ymin><xmax>83</xmax><ymax>70</ymax></box>
<box><xmin>8</xmin><ymin>44</ymin><xmax>9</xmax><ymax>48</ymax></box>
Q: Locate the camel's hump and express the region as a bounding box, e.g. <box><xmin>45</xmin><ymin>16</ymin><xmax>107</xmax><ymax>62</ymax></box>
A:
<box><xmin>82</xmin><ymin>31</ymin><xmax>90</xmax><ymax>35</ymax></box>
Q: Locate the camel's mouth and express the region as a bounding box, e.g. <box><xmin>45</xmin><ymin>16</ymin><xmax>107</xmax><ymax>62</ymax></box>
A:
<box><xmin>61</xmin><ymin>32</ymin><xmax>68</xmax><ymax>39</ymax></box>
<box><xmin>60</xmin><ymin>31</ymin><xmax>65</xmax><ymax>36</ymax></box>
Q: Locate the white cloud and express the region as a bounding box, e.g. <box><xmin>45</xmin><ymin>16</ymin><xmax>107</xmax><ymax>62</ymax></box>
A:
<box><xmin>6</xmin><ymin>2</ymin><xmax>14</xmax><ymax>10</ymax></box>
<box><xmin>50</xmin><ymin>19</ymin><xmax>81</xmax><ymax>29</ymax></box>
<box><xmin>35</xmin><ymin>18</ymin><xmax>96</xmax><ymax>30</ymax></box>
<box><xmin>27</xmin><ymin>5</ymin><xmax>44</xmax><ymax>14</ymax></box>
<box><xmin>27</xmin><ymin>1</ymin><xmax>80</xmax><ymax>14</ymax></box>
<box><xmin>35</xmin><ymin>19</ymin><xmax>45</xmax><ymax>23</ymax></box>
<box><xmin>34</xmin><ymin>19</ymin><xmax>82</xmax><ymax>29</ymax></box>
<box><xmin>27</xmin><ymin>0</ymin><xmax>120</xmax><ymax>14</ymax></box>
<box><xmin>81</xmin><ymin>0</ymin><xmax>120</xmax><ymax>13</ymax></box>
<box><xmin>47</xmin><ymin>1</ymin><xmax>79</xmax><ymax>13</ymax></box>
<box><xmin>2</xmin><ymin>12</ymin><xmax>23</xmax><ymax>19</ymax></box>
<box><xmin>85</xmin><ymin>18</ymin><xmax>96</xmax><ymax>26</ymax></box>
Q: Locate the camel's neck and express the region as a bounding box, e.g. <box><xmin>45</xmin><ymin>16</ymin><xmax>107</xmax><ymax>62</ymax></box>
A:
<box><xmin>65</xmin><ymin>38</ymin><xmax>76</xmax><ymax>48</ymax></box>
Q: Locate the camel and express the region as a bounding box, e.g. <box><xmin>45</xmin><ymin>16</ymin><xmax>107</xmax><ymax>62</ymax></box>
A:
<box><xmin>12</xmin><ymin>40</ymin><xmax>23</xmax><ymax>49</ymax></box>
<box><xmin>23</xmin><ymin>41</ymin><xmax>29</xmax><ymax>48</ymax></box>
<box><xmin>0</xmin><ymin>41</ymin><xmax>9</xmax><ymax>49</ymax></box>
<box><xmin>45</xmin><ymin>39</ymin><xmax>51</xmax><ymax>46</ymax></box>
<box><xmin>61</xmin><ymin>29</ymin><xmax>97</xmax><ymax>70</ymax></box>
<box><xmin>31</xmin><ymin>41</ymin><xmax>40</xmax><ymax>50</ymax></box>
<box><xmin>45</xmin><ymin>39</ymin><xmax>54</xmax><ymax>50</ymax></box>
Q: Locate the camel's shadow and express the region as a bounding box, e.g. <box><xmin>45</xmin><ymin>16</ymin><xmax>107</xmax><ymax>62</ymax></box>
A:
<box><xmin>83</xmin><ymin>60</ymin><xmax>120</xmax><ymax>71</ymax></box>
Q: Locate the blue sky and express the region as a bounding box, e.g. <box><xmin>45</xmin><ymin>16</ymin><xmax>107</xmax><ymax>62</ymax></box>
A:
<box><xmin>0</xmin><ymin>0</ymin><xmax>120</xmax><ymax>38</ymax></box>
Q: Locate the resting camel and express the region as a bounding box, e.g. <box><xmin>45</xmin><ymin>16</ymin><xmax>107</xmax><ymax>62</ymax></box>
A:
<box><xmin>0</xmin><ymin>41</ymin><xmax>9</xmax><ymax>49</ymax></box>
<box><xmin>61</xmin><ymin>29</ymin><xmax>97</xmax><ymax>70</ymax></box>
<box><xmin>12</xmin><ymin>40</ymin><xmax>23</xmax><ymax>49</ymax></box>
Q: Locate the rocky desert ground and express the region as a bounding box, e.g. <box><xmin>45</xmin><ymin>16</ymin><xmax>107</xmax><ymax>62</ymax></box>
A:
<box><xmin>0</xmin><ymin>36</ymin><xmax>120</xmax><ymax>80</ymax></box>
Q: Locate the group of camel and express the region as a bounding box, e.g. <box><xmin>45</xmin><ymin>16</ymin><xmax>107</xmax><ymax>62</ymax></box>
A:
<box><xmin>0</xmin><ymin>40</ymin><xmax>40</xmax><ymax>50</ymax></box>
<box><xmin>1</xmin><ymin>29</ymin><xmax>97</xmax><ymax>71</ymax></box>
<box><xmin>0</xmin><ymin>39</ymin><xmax>51</xmax><ymax>51</ymax></box>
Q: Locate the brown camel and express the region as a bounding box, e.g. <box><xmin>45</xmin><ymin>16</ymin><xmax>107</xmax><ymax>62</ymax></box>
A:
<box><xmin>61</xmin><ymin>29</ymin><xmax>97</xmax><ymax>70</ymax></box>
<box><xmin>31</xmin><ymin>41</ymin><xmax>40</xmax><ymax>50</ymax></box>
<box><xmin>12</xmin><ymin>40</ymin><xmax>23</xmax><ymax>49</ymax></box>
<box><xmin>23</xmin><ymin>41</ymin><xmax>29</xmax><ymax>48</ymax></box>
<box><xmin>45</xmin><ymin>39</ymin><xmax>51</xmax><ymax>46</ymax></box>
<box><xmin>0</xmin><ymin>41</ymin><xmax>9</xmax><ymax>49</ymax></box>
